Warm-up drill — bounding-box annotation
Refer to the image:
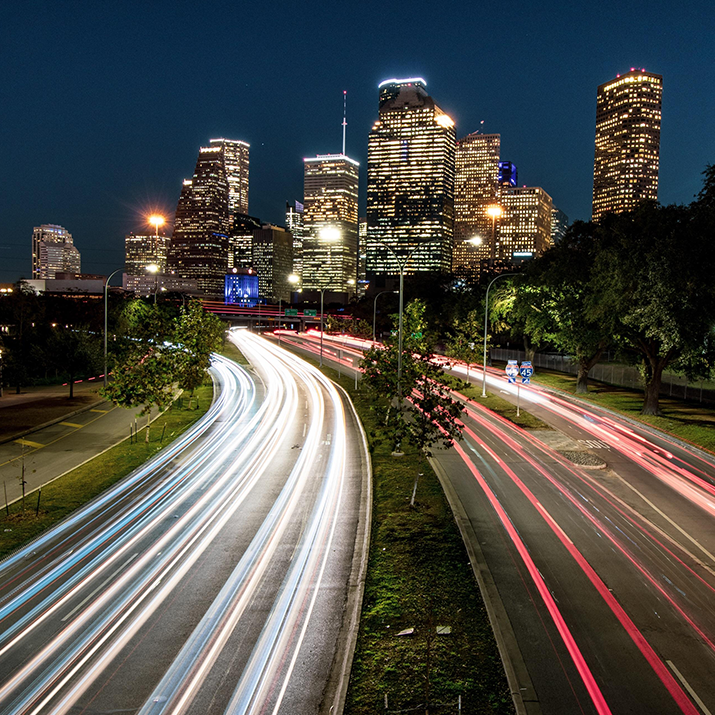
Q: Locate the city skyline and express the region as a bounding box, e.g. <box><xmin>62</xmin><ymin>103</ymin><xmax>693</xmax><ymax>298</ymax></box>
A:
<box><xmin>2</xmin><ymin>0</ymin><xmax>713</xmax><ymax>282</ymax></box>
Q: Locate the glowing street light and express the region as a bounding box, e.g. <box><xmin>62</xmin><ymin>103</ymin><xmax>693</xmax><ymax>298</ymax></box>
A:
<box><xmin>486</xmin><ymin>205</ymin><xmax>503</xmax><ymax>261</ymax></box>
<box><xmin>146</xmin><ymin>263</ymin><xmax>160</xmax><ymax>304</ymax></box>
<box><xmin>148</xmin><ymin>214</ymin><xmax>165</xmax><ymax>236</ymax></box>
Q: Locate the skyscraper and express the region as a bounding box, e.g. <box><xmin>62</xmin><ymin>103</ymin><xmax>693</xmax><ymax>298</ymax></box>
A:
<box><xmin>251</xmin><ymin>225</ymin><xmax>293</xmax><ymax>302</ymax></box>
<box><xmin>302</xmin><ymin>154</ymin><xmax>359</xmax><ymax>292</ymax></box>
<box><xmin>209</xmin><ymin>138</ymin><xmax>250</xmax><ymax>219</ymax></box>
<box><xmin>32</xmin><ymin>224</ymin><xmax>81</xmax><ymax>278</ymax></box>
<box><xmin>551</xmin><ymin>208</ymin><xmax>569</xmax><ymax>244</ymax></box>
<box><xmin>366</xmin><ymin>78</ymin><xmax>455</xmax><ymax>276</ymax></box>
<box><xmin>286</xmin><ymin>201</ymin><xmax>305</xmax><ymax>281</ymax></box>
<box><xmin>499</xmin><ymin>186</ymin><xmax>553</xmax><ymax>260</ymax></box>
<box><xmin>168</xmin><ymin>145</ymin><xmax>230</xmax><ymax>298</ymax></box>
<box><xmin>124</xmin><ymin>231</ymin><xmax>170</xmax><ymax>275</ymax></box>
<box><xmin>592</xmin><ymin>69</ymin><xmax>662</xmax><ymax>221</ymax></box>
<box><xmin>453</xmin><ymin>132</ymin><xmax>500</xmax><ymax>273</ymax></box>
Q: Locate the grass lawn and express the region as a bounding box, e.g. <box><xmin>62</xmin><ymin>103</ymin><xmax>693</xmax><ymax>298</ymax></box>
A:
<box><xmin>0</xmin><ymin>381</ymin><xmax>214</xmax><ymax>560</ymax></box>
<box><xmin>531</xmin><ymin>369</ymin><xmax>715</xmax><ymax>453</ymax></box>
<box><xmin>221</xmin><ymin>338</ymin><xmax>249</xmax><ymax>365</ymax></box>
<box><xmin>285</xmin><ymin>350</ymin><xmax>513</xmax><ymax>714</ymax></box>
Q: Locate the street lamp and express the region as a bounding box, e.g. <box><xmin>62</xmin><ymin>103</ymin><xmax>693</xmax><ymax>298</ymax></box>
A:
<box><xmin>104</xmin><ymin>268</ymin><xmax>124</xmax><ymax>389</ymax></box>
<box><xmin>373</xmin><ymin>240</ymin><xmax>430</xmax><ymax>398</ymax></box>
<box><xmin>486</xmin><ymin>205</ymin><xmax>503</xmax><ymax>261</ymax></box>
<box><xmin>146</xmin><ymin>263</ymin><xmax>159</xmax><ymax>304</ymax></box>
<box><xmin>481</xmin><ymin>272</ymin><xmax>517</xmax><ymax>397</ymax></box>
<box><xmin>372</xmin><ymin>289</ymin><xmax>398</xmax><ymax>341</ymax></box>
<box><xmin>148</xmin><ymin>214</ymin><xmax>165</xmax><ymax>236</ymax></box>
<box><xmin>317</xmin><ymin>227</ymin><xmax>340</xmax><ymax>367</ymax></box>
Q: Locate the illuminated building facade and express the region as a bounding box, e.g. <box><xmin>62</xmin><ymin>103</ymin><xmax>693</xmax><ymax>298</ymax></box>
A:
<box><xmin>225</xmin><ymin>269</ymin><xmax>259</xmax><ymax>306</ymax></box>
<box><xmin>302</xmin><ymin>154</ymin><xmax>359</xmax><ymax>292</ymax></box>
<box><xmin>251</xmin><ymin>225</ymin><xmax>293</xmax><ymax>302</ymax></box>
<box><xmin>366</xmin><ymin>78</ymin><xmax>455</xmax><ymax>275</ymax></box>
<box><xmin>169</xmin><ymin>145</ymin><xmax>230</xmax><ymax>299</ymax></box>
<box><xmin>32</xmin><ymin>224</ymin><xmax>81</xmax><ymax>279</ymax></box>
<box><xmin>499</xmin><ymin>186</ymin><xmax>553</xmax><ymax>260</ymax></box>
<box><xmin>453</xmin><ymin>132</ymin><xmax>500</xmax><ymax>273</ymax></box>
<box><xmin>498</xmin><ymin>161</ymin><xmax>518</xmax><ymax>187</ymax></box>
<box><xmin>551</xmin><ymin>207</ymin><xmax>569</xmax><ymax>244</ymax></box>
<box><xmin>286</xmin><ymin>200</ymin><xmax>305</xmax><ymax>280</ymax></box>
<box><xmin>209</xmin><ymin>138</ymin><xmax>250</xmax><ymax>219</ymax></box>
<box><xmin>592</xmin><ymin>69</ymin><xmax>662</xmax><ymax>221</ymax></box>
<box><xmin>124</xmin><ymin>232</ymin><xmax>170</xmax><ymax>275</ymax></box>
<box><xmin>229</xmin><ymin>213</ymin><xmax>261</xmax><ymax>271</ymax></box>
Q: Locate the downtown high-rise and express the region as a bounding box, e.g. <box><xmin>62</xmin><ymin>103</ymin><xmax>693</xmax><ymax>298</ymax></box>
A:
<box><xmin>302</xmin><ymin>154</ymin><xmax>359</xmax><ymax>293</ymax></box>
<box><xmin>592</xmin><ymin>69</ymin><xmax>662</xmax><ymax>221</ymax></box>
<box><xmin>366</xmin><ymin>78</ymin><xmax>455</xmax><ymax>276</ymax></box>
<box><xmin>209</xmin><ymin>138</ymin><xmax>250</xmax><ymax>220</ymax></box>
<box><xmin>168</xmin><ymin>145</ymin><xmax>230</xmax><ymax>298</ymax></box>
<box><xmin>452</xmin><ymin>132</ymin><xmax>500</xmax><ymax>273</ymax></box>
<box><xmin>32</xmin><ymin>224</ymin><xmax>81</xmax><ymax>279</ymax></box>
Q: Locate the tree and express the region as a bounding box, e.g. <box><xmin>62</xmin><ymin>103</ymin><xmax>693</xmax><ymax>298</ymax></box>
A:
<box><xmin>445</xmin><ymin>309</ymin><xmax>482</xmax><ymax>379</ymax></box>
<box><xmin>590</xmin><ymin>200</ymin><xmax>715</xmax><ymax>415</ymax></box>
<box><xmin>173</xmin><ymin>300</ymin><xmax>225</xmax><ymax>393</ymax></box>
<box><xmin>360</xmin><ymin>300</ymin><xmax>463</xmax><ymax>456</ymax></box>
<box><xmin>48</xmin><ymin>326</ymin><xmax>103</xmax><ymax>398</ymax></box>
<box><xmin>511</xmin><ymin>222</ymin><xmax>613</xmax><ymax>393</ymax></box>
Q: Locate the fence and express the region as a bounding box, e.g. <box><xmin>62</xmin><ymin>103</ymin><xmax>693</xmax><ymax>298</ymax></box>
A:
<box><xmin>490</xmin><ymin>349</ymin><xmax>715</xmax><ymax>405</ymax></box>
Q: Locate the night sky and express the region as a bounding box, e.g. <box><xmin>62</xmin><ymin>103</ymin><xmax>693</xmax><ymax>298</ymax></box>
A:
<box><xmin>2</xmin><ymin>0</ymin><xmax>714</xmax><ymax>283</ymax></box>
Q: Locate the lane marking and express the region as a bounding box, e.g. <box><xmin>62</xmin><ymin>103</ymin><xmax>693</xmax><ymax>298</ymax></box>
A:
<box><xmin>90</xmin><ymin>409</ymin><xmax>109</xmax><ymax>413</ymax></box>
<box><xmin>59</xmin><ymin>422</ymin><xmax>83</xmax><ymax>429</ymax></box>
<box><xmin>667</xmin><ymin>660</ymin><xmax>713</xmax><ymax>715</ymax></box>
<box><xmin>61</xmin><ymin>554</ymin><xmax>138</xmax><ymax>622</ymax></box>
<box><xmin>14</xmin><ymin>439</ymin><xmax>44</xmax><ymax>449</ymax></box>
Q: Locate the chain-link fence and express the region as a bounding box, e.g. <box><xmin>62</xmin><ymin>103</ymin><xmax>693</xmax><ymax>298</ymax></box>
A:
<box><xmin>490</xmin><ymin>349</ymin><xmax>715</xmax><ymax>404</ymax></box>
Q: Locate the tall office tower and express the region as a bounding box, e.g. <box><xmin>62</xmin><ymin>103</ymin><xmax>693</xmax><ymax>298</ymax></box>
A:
<box><xmin>251</xmin><ymin>225</ymin><xmax>293</xmax><ymax>301</ymax></box>
<box><xmin>229</xmin><ymin>213</ymin><xmax>262</xmax><ymax>270</ymax></box>
<box><xmin>499</xmin><ymin>186</ymin><xmax>553</xmax><ymax>260</ymax></box>
<box><xmin>592</xmin><ymin>69</ymin><xmax>662</xmax><ymax>221</ymax></box>
<box><xmin>209</xmin><ymin>138</ymin><xmax>250</xmax><ymax>219</ymax></box>
<box><xmin>286</xmin><ymin>201</ymin><xmax>304</xmax><ymax>280</ymax></box>
<box><xmin>366</xmin><ymin>78</ymin><xmax>455</xmax><ymax>276</ymax></box>
<box><xmin>452</xmin><ymin>132</ymin><xmax>500</xmax><ymax>273</ymax></box>
<box><xmin>124</xmin><ymin>231</ymin><xmax>170</xmax><ymax>275</ymax></box>
<box><xmin>498</xmin><ymin>161</ymin><xmax>518</xmax><ymax>187</ymax></box>
<box><xmin>32</xmin><ymin>224</ymin><xmax>81</xmax><ymax>278</ymax></box>
<box><xmin>169</xmin><ymin>145</ymin><xmax>230</xmax><ymax>298</ymax></box>
<box><xmin>302</xmin><ymin>154</ymin><xmax>359</xmax><ymax>292</ymax></box>
<box><xmin>551</xmin><ymin>208</ymin><xmax>569</xmax><ymax>244</ymax></box>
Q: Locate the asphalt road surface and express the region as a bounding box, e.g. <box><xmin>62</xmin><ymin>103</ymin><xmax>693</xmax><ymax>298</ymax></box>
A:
<box><xmin>0</xmin><ymin>330</ymin><xmax>369</xmax><ymax>715</ymax></box>
<box><xmin>286</xmin><ymin>330</ymin><xmax>715</xmax><ymax>714</ymax></box>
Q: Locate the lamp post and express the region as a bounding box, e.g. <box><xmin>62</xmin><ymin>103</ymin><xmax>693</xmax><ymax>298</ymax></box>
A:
<box><xmin>481</xmin><ymin>272</ymin><xmax>517</xmax><ymax>397</ymax></box>
<box><xmin>486</xmin><ymin>205</ymin><xmax>503</xmax><ymax>261</ymax></box>
<box><xmin>372</xmin><ymin>289</ymin><xmax>398</xmax><ymax>341</ymax></box>
<box><xmin>103</xmin><ymin>268</ymin><xmax>124</xmax><ymax>389</ymax></box>
<box><xmin>146</xmin><ymin>263</ymin><xmax>160</xmax><ymax>304</ymax></box>
<box><xmin>316</xmin><ymin>227</ymin><xmax>340</xmax><ymax>367</ymax></box>
<box><xmin>374</xmin><ymin>240</ymin><xmax>429</xmax><ymax>399</ymax></box>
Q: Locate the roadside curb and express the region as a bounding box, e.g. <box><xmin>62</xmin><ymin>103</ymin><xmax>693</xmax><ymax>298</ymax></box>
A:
<box><xmin>0</xmin><ymin>398</ymin><xmax>107</xmax><ymax>446</ymax></box>
<box><xmin>428</xmin><ymin>456</ymin><xmax>542</xmax><ymax>715</ymax></box>
<box><xmin>320</xmin><ymin>381</ymin><xmax>373</xmax><ymax>715</ymax></box>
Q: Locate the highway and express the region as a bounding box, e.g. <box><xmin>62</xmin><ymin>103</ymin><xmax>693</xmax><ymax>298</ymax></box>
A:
<box><xmin>283</xmin><ymin>329</ymin><xmax>715</xmax><ymax>714</ymax></box>
<box><xmin>0</xmin><ymin>329</ymin><xmax>369</xmax><ymax>715</ymax></box>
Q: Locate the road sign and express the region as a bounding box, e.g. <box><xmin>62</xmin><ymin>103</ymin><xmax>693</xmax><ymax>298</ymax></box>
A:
<box><xmin>519</xmin><ymin>360</ymin><xmax>534</xmax><ymax>378</ymax></box>
<box><xmin>505</xmin><ymin>359</ymin><xmax>519</xmax><ymax>384</ymax></box>
<box><xmin>521</xmin><ymin>376</ymin><xmax>530</xmax><ymax>384</ymax></box>
<box><xmin>304</xmin><ymin>309</ymin><xmax>317</xmax><ymax>317</ymax></box>
<box><xmin>284</xmin><ymin>308</ymin><xmax>298</xmax><ymax>317</ymax></box>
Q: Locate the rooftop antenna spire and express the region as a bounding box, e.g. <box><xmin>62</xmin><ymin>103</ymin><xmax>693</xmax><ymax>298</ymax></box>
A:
<box><xmin>342</xmin><ymin>90</ymin><xmax>347</xmax><ymax>155</ymax></box>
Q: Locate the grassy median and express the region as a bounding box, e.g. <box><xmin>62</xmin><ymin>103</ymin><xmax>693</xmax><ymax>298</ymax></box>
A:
<box><xmin>0</xmin><ymin>382</ymin><xmax>213</xmax><ymax>560</ymax></box>
<box><xmin>300</xmin><ymin>360</ymin><xmax>513</xmax><ymax>714</ymax></box>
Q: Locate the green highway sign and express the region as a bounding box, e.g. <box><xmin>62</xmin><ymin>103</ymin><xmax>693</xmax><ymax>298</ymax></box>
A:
<box><xmin>304</xmin><ymin>309</ymin><xmax>317</xmax><ymax>317</ymax></box>
<box><xmin>284</xmin><ymin>308</ymin><xmax>298</xmax><ymax>316</ymax></box>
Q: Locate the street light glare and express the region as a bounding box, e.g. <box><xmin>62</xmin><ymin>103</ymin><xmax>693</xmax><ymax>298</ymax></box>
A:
<box><xmin>146</xmin><ymin>264</ymin><xmax>160</xmax><ymax>274</ymax></box>
<box><xmin>486</xmin><ymin>205</ymin><xmax>503</xmax><ymax>218</ymax></box>
<box><xmin>467</xmin><ymin>236</ymin><xmax>483</xmax><ymax>246</ymax></box>
<box><xmin>288</xmin><ymin>273</ymin><xmax>300</xmax><ymax>284</ymax></box>
<box><xmin>148</xmin><ymin>214</ymin><xmax>165</xmax><ymax>228</ymax></box>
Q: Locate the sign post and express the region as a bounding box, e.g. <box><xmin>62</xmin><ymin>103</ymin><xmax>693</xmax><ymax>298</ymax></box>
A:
<box><xmin>517</xmin><ymin>361</ymin><xmax>534</xmax><ymax>418</ymax></box>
